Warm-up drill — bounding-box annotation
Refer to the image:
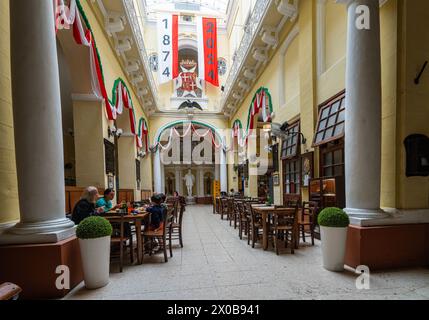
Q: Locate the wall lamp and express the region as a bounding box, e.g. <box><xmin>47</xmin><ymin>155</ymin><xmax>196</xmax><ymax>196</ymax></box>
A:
<box><xmin>108</xmin><ymin>126</ymin><xmax>123</xmax><ymax>139</ymax></box>
<box><xmin>270</xmin><ymin>121</ymin><xmax>307</xmax><ymax>144</ymax></box>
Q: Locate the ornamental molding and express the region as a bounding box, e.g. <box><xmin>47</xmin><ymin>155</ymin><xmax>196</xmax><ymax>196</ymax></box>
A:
<box><xmin>221</xmin><ymin>0</ymin><xmax>300</xmax><ymax>118</ymax></box>
<box><xmin>92</xmin><ymin>0</ymin><xmax>160</xmax><ymax>115</ymax></box>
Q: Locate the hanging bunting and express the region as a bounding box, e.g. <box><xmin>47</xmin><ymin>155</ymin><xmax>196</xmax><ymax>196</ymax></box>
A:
<box><xmin>157</xmin><ymin>14</ymin><xmax>179</xmax><ymax>84</ymax></box>
<box><xmin>56</xmin><ymin>0</ymin><xmax>145</xmax><ymax>148</ymax></box>
<box><xmin>229</xmin><ymin>87</ymin><xmax>273</xmax><ymax>149</ymax></box>
<box><xmin>197</xmin><ymin>17</ymin><xmax>219</xmax><ymax>87</ymax></box>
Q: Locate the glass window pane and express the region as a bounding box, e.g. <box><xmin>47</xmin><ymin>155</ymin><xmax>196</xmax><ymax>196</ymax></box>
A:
<box><xmin>334</xmin><ymin>150</ymin><xmax>342</xmax><ymax>165</ymax></box>
<box><xmin>321</xmin><ymin>106</ymin><xmax>330</xmax><ymax>119</ymax></box>
<box><xmin>327</xmin><ymin>115</ymin><xmax>337</xmax><ymax>127</ymax></box>
<box><xmin>334</xmin><ymin>123</ymin><xmax>345</xmax><ymax>136</ymax></box>
<box><xmin>338</xmin><ymin>98</ymin><xmax>345</xmax><ymax>110</ymax></box>
<box><xmin>324</xmin><ymin>167</ymin><xmax>333</xmax><ymax>177</ymax></box>
<box><xmin>324</xmin><ymin>152</ymin><xmax>333</xmax><ymax>166</ymax></box>
<box><xmin>318</xmin><ymin>119</ymin><xmax>327</xmax><ymax>130</ymax></box>
<box><xmin>325</xmin><ymin>127</ymin><xmax>334</xmax><ymax>139</ymax></box>
<box><xmin>337</xmin><ymin>110</ymin><xmax>345</xmax><ymax>122</ymax></box>
<box><xmin>334</xmin><ymin>165</ymin><xmax>343</xmax><ymax>176</ymax></box>
<box><xmin>331</xmin><ymin>101</ymin><xmax>340</xmax><ymax>113</ymax></box>
<box><xmin>315</xmin><ymin>132</ymin><xmax>324</xmax><ymax>143</ymax></box>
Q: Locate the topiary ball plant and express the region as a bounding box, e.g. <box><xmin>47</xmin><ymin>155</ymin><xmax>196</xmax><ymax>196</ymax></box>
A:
<box><xmin>76</xmin><ymin>216</ymin><xmax>113</xmax><ymax>239</ymax></box>
<box><xmin>318</xmin><ymin>207</ymin><xmax>350</xmax><ymax>228</ymax></box>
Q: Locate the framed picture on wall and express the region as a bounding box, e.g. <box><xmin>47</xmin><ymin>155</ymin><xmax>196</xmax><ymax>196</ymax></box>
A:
<box><xmin>108</xmin><ymin>175</ymin><xmax>115</xmax><ymax>189</ymax></box>
<box><xmin>301</xmin><ymin>152</ymin><xmax>314</xmax><ymax>187</ymax></box>
<box><xmin>272</xmin><ymin>173</ymin><xmax>280</xmax><ymax>186</ymax></box>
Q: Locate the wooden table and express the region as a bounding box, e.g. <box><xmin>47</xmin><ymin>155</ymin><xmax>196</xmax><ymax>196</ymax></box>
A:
<box><xmin>104</xmin><ymin>212</ymin><xmax>149</xmax><ymax>265</ymax></box>
<box><xmin>252</xmin><ymin>206</ymin><xmax>299</xmax><ymax>251</ymax></box>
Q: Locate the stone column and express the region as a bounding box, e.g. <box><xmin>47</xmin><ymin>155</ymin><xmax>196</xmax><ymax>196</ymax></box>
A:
<box><xmin>215</xmin><ymin>164</ymin><xmax>220</xmax><ymax>181</ymax></box>
<box><xmin>174</xmin><ymin>168</ymin><xmax>182</xmax><ymax>194</ymax></box>
<box><xmin>154</xmin><ymin>149</ymin><xmax>162</xmax><ymax>193</ymax></box>
<box><xmin>220</xmin><ymin>149</ymin><xmax>228</xmax><ymax>193</ymax></box>
<box><xmin>161</xmin><ymin>162</ymin><xmax>165</xmax><ymax>194</ymax></box>
<box><xmin>341</xmin><ymin>0</ymin><xmax>387</xmax><ymax>218</ymax></box>
<box><xmin>1</xmin><ymin>0</ymin><xmax>75</xmax><ymax>244</ymax></box>
<box><xmin>198</xmin><ymin>169</ymin><xmax>205</xmax><ymax>197</ymax></box>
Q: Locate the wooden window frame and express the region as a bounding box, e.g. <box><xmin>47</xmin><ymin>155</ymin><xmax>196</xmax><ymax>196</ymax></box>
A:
<box><xmin>319</xmin><ymin>139</ymin><xmax>345</xmax><ymax>178</ymax></box>
<box><xmin>282</xmin><ymin>157</ymin><xmax>301</xmax><ymax>196</ymax></box>
<box><xmin>313</xmin><ymin>91</ymin><xmax>346</xmax><ymax>147</ymax></box>
<box><xmin>281</xmin><ymin>121</ymin><xmax>301</xmax><ymax>160</ymax></box>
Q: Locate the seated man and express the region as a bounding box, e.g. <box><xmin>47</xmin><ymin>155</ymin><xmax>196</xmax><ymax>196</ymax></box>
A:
<box><xmin>71</xmin><ymin>187</ymin><xmax>104</xmax><ymax>225</ymax></box>
<box><xmin>96</xmin><ymin>188</ymin><xmax>121</xmax><ymax>214</ymax></box>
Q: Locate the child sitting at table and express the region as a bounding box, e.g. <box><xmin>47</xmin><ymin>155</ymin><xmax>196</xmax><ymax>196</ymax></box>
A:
<box><xmin>146</xmin><ymin>194</ymin><xmax>166</xmax><ymax>232</ymax></box>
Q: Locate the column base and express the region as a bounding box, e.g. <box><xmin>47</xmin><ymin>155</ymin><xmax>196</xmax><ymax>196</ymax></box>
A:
<box><xmin>345</xmin><ymin>224</ymin><xmax>429</xmax><ymax>270</ymax></box>
<box><xmin>344</xmin><ymin>207</ymin><xmax>391</xmax><ymax>225</ymax></box>
<box><xmin>8</xmin><ymin>217</ymin><xmax>75</xmax><ymax>235</ymax></box>
<box><xmin>0</xmin><ymin>236</ymin><xmax>83</xmax><ymax>299</ymax></box>
<box><xmin>0</xmin><ymin>225</ymin><xmax>76</xmax><ymax>245</ymax></box>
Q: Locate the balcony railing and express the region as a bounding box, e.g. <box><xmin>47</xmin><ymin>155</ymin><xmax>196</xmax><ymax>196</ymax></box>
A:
<box><xmin>123</xmin><ymin>0</ymin><xmax>160</xmax><ymax>111</ymax></box>
<box><xmin>221</xmin><ymin>0</ymin><xmax>272</xmax><ymax>110</ymax></box>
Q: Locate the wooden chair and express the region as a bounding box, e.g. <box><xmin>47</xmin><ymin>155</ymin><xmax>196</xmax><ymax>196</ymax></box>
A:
<box><xmin>143</xmin><ymin>207</ymin><xmax>173</xmax><ymax>263</ymax></box>
<box><xmin>110</xmin><ymin>216</ymin><xmax>134</xmax><ymax>273</ymax></box>
<box><xmin>284</xmin><ymin>194</ymin><xmax>302</xmax><ymax>209</ymax></box>
<box><xmin>232</xmin><ymin>200</ymin><xmax>241</xmax><ymax>229</ymax></box>
<box><xmin>298</xmin><ymin>201</ymin><xmax>319</xmax><ymax>245</ymax></box>
<box><xmin>246</xmin><ymin>202</ymin><xmax>263</xmax><ymax>248</ymax></box>
<box><xmin>237</xmin><ymin>201</ymin><xmax>248</xmax><ymax>240</ymax></box>
<box><xmin>220</xmin><ymin>197</ymin><xmax>229</xmax><ymax>220</ymax></box>
<box><xmin>227</xmin><ymin>198</ymin><xmax>235</xmax><ymax>226</ymax></box>
<box><xmin>169</xmin><ymin>203</ymin><xmax>185</xmax><ymax>248</ymax></box>
<box><xmin>0</xmin><ymin>283</ymin><xmax>22</xmax><ymax>300</ymax></box>
<box><xmin>272</xmin><ymin>208</ymin><xmax>298</xmax><ymax>255</ymax></box>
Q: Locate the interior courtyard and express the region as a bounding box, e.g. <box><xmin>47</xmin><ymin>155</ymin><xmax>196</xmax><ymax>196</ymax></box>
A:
<box><xmin>0</xmin><ymin>0</ymin><xmax>428</xmax><ymax>300</ymax></box>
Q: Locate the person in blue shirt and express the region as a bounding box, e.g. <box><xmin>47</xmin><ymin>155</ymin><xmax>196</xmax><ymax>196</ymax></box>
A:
<box><xmin>146</xmin><ymin>194</ymin><xmax>166</xmax><ymax>231</ymax></box>
<box><xmin>96</xmin><ymin>189</ymin><xmax>121</xmax><ymax>213</ymax></box>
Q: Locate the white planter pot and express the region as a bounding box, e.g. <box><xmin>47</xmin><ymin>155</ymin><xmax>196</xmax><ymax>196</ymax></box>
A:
<box><xmin>78</xmin><ymin>236</ymin><xmax>111</xmax><ymax>289</ymax></box>
<box><xmin>320</xmin><ymin>226</ymin><xmax>348</xmax><ymax>272</ymax></box>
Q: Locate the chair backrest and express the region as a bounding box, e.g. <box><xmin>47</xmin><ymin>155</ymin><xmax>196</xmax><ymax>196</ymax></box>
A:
<box><xmin>302</xmin><ymin>201</ymin><xmax>319</xmax><ymax>223</ymax></box>
<box><xmin>0</xmin><ymin>283</ymin><xmax>22</xmax><ymax>300</ymax></box>
<box><xmin>178</xmin><ymin>203</ymin><xmax>185</xmax><ymax>226</ymax></box>
<box><xmin>162</xmin><ymin>206</ymin><xmax>174</xmax><ymax>236</ymax></box>
<box><xmin>273</xmin><ymin>208</ymin><xmax>297</xmax><ymax>228</ymax></box>
<box><xmin>284</xmin><ymin>194</ymin><xmax>302</xmax><ymax>208</ymax></box>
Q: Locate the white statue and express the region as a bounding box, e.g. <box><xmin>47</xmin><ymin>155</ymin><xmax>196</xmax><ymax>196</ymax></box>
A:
<box><xmin>183</xmin><ymin>169</ymin><xmax>195</xmax><ymax>197</ymax></box>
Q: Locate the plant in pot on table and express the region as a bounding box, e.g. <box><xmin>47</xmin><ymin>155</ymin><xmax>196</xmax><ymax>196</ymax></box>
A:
<box><xmin>76</xmin><ymin>216</ymin><xmax>113</xmax><ymax>289</ymax></box>
<box><xmin>317</xmin><ymin>207</ymin><xmax>350</xmax><ymax>272</ymax></box>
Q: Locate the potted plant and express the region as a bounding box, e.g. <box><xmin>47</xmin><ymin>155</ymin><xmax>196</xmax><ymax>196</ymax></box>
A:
<box><xmin>318</xmin><ymin>207</ymin><xmax>350</xmax><ymax>272</ymax></box>
<box><xmin>76</xmin><ymin>216</ymin><xmax>113</xmax><ymax>289</ymax></box>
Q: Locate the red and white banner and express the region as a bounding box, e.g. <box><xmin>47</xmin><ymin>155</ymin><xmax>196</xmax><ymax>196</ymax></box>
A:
<box><xmin>197</xmin><ymin>17</ymin><xmax>219</xmax><ymax>87</ymax></box>
<box><xmin>157</xmin><ymin>14</ymin><xmax>179</xmax><ymax>84</ymax></box>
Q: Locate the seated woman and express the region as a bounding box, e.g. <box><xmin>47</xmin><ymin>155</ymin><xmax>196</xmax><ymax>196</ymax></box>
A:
<box><xmin>146</xmin><ymin>194</ymin><xmax>166</xmax><ymax>232</ymax></box>
<box><xmin>96</xmin><ymin>188</ymin><xmax>121</xmax><ymax>213</ymax></box>
<box><xmin>71</xmin><ymin>187</ymin><xmax>103</xmax><ymax>225</ymax></box>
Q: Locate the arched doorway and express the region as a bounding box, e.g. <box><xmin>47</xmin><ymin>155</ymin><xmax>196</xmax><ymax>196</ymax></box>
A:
<box><xmin>152</xmin><ymin>120</ymin><xmax>227</xmax><ymax>201</ymax></box>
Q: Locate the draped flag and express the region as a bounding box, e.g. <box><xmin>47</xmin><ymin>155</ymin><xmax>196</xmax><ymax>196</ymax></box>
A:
<box><xmin>157</xmin><ymin>14</ymin><xmax>179</xmax><ymax>84</ymax></box>
<box><xmin>197</xmin><ymin>17</ymin><xmax>219</xmax><ymax>87</ymax></box>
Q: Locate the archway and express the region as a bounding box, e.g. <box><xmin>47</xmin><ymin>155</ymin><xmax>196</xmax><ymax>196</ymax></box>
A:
<box><xmin>152</xmin><ymin>120</ymin><xmax>227</xmax><ymax>198</ymax></box>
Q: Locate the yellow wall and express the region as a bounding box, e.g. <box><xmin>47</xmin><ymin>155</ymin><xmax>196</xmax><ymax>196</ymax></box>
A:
<box><xmin>396</xmin><ymin>0</ymin><xmax>429</xmax><ymax>209</ymax></box>
<box><xmin>81</xmin><ymin>1</ymin><xmax>152</xmax><ymax>194</ymax></box>
<box><xmin>0</xmin><ymin>0</ymin><xmax>19</xmax><ymax>224</ymax></box>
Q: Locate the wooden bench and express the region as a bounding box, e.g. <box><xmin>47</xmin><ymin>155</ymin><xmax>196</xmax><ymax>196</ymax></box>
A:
<box><xmin>0</xmin><ymin>283</ymin><xmax>22</xmax><ymax>300</ymax></box>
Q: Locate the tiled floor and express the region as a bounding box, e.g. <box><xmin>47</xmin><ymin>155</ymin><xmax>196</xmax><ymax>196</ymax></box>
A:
<box><xmin>66</xmin><ymin>205</ymin><xmax>429</xmax><ymax>300</ymax></box>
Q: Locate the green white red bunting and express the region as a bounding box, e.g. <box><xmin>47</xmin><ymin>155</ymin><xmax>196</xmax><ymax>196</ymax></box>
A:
<box><xmin>55</xmin><ymin>0</ymin><xmax>148</xmax><ymax>149</ymax></box>
<box><xmin>230</xmin><ymin>88</ymin><xmax>272</xmax><ymax>149</ymax></box>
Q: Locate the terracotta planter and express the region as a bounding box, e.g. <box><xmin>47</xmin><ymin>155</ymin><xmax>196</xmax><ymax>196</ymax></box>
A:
<box><xmin>320</xmin><ymin>226</ymin><xmax>348</xmax><ymax>272</ymax></box>
<box><xmin>78</xmin><ymin>236</ymin><xmax>111</xmax><ymax>289</ymax></box>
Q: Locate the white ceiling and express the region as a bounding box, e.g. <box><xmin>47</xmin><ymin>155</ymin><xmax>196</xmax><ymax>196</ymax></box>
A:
<box><xmin>142</xmin><ymin>0</ymin><xmax>231</xmax><ymax>17</ymax></box>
